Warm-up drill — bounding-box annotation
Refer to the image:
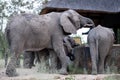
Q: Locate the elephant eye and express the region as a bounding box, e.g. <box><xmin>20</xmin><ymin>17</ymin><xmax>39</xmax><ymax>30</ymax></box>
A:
<box><xmin>76</xmin><ymin>20</ymin><xmax>79</xmax><ymax>23</ymax></box>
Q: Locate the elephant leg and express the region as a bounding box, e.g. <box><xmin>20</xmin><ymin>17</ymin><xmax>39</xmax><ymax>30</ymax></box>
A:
<box><xmin>56</xmin><ymin>49</ymin><xmax>68</xmax><ymax>75</ymax></box>
<box><xmin>52</xmin><ymin>37</ymin><xmax>68</xmax><ymax>75</ymax></box>
<box><xmin>98</xmin><ymin>56</ymin><xmax>105</xmax><ymax>74</ymax></box>
<box><xmin>6</xmin><ymin>49</ymin><xmax>21</xmax><ymax>77</ymax></box>
<box><xmin>105</xmin><ymin>46</ymin><xmax>113</xmax><ymax>70</ymax></box>
<box><xmin>29</xmin><ymin>52</ymin><xmax>35</xmax><ymax>68</ymax></box>
<box><xmin>16</xmin><ymin>56</ymin><xmax>21</xmax><ymax>68</ymax></box>
<box><xmin>98</xmin><ymin>46</ymin><xmax>110</xmax><ymax>74</ymax></box>
<box><xmin>6</xmin><ymin>42</ymin><xmax>23</xmax><ymax>77</ymax></box>
<box><xmin>105</xmin><ymin>55</ymin><xmax>111</xmax><ymax>69</ymax></box>
<box><xmin>89</xmin><ymin>43</ymin><xmax>97</xmax><ymax>75</ymax></box>
<box><xmin>4</xmin><ymin>50</ymin><xmax>8</xmax><ymax>67</ymax></box>
<box><xmin>6</xmin><ymin>53</ymin><xmax>18</xmax><ymax>77</ymax></box>
<box><xmin>23</xmin><ymin>51</ymin><xmax>32</xmax><ymax>68</ymax></box>
<box><xmin>83</xmin><ymin>47</ymin><xmax>87</xmax><ymax>71</ymax></box>
<box><xmin>49</xmin><ymin>50</ymin><xmax>58</xmax><ymax>71</ymax></box>
<box><xmin>24</xmin><ymin>52</ymin><xmax>35</xmax><ymax>68</ymax></box>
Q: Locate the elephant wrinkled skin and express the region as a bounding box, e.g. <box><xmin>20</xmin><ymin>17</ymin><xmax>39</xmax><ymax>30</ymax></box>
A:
<box><xmin>23</xmin><ymin>49</ymin><xmax>49</xmax><ymax>69</ymax></box>
<box><xmin>88</xmin><ymin>25</ymin><xmax>114</xmax><ymax>74</ymax></box>
<box><xmin>23</xmin><ymin>36</ymin><xmax>78</xmax><ymax>70</ymax></box>
<box><xmin>5</xmin><ymin>9</ymin><xmax>94</xmax><ymax>77</ymax></box>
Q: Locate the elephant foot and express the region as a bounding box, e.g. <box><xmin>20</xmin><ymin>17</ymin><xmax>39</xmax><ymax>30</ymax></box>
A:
<box><xmin>98</xmin><ymin>70</ymin><xmax>104</xmax><ymax>74</ymax></box>
<box><xmin>30</xmin><ymin>64</ymin><xmax>35</xmax><ymax>68</ymax></box>
<box><xmin>49</xmin><ymin>69</ymin><xmax>58</xmax><ymax>73</ymax></box>
<box><xmin>91</xmin><ymin>71</ymin><xmax>97</xmax><ymax>75</ymax></box>
<box><xmin>59</xmin><ymin>68</ymin><xmax>68</xmax><ymax>75</ymax></box>
<box><xmin>6</xmin><ymin>67</ymin><xmax>18</xmax><ymax>77</ymax></box>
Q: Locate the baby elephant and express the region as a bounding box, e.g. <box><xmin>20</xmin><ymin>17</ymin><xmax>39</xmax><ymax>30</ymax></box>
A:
<box><xmin>88</xmin><ymin>25</ymin><xmax>114</xmax><ymax>74</ymax></box>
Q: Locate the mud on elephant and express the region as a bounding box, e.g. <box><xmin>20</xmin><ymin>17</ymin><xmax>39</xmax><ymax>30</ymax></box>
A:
<box><xmin>5</xmin><ymin>9</ymin><xmax>94</xmax><ymax>77</ymax></box>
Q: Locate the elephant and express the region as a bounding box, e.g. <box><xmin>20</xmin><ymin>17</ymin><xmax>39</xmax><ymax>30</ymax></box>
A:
<box><xmin>87</xmin><ymin>25</ymin><xmax>114</xmax><ymax>74</ymax></box>
<box><xmin>5</xmin><ymin>9</ymin><xmax>94</xmax><ymax>77</ymax></box>
<box><xmin>63</xmin><ymin>36</ymin><xmax>79</xmax><ymax>61</ymax></box>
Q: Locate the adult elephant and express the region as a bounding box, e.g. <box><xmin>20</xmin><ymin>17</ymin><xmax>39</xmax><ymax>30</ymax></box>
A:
<box><xmin>5</xmin><ymin>9</ymin><xmax>94</xmax><ymax>77</ymax></box>
<box><xmin>87</xmin><ymin>25</ymin><xmax>114</xmax><ymax>74</ymax></box>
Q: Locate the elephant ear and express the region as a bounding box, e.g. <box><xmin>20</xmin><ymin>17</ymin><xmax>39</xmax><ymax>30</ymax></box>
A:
<box><xmin>60</xmin><ymin>11</ymin><xmax>77</xmax><ymax>34</ymax></box>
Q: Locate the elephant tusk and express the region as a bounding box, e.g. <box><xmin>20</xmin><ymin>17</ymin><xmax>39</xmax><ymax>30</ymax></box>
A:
<box><xmin>84</xmin><ymin>24</ymin><xmax>93</xmax><ymax>27</ymax></box>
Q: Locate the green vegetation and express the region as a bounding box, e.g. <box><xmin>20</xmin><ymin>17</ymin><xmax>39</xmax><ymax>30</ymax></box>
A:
<box><xmin>68</xmin><ymin>65</ymin><xmax>84</xmax><ymax>74</ymax></box>
<box><xmin>0</xmin><ymin>30</ymin><xmax>8</xmax><ymax>59</ymax></box>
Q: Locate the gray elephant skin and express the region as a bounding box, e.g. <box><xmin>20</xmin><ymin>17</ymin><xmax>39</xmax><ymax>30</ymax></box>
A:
<box><xmin>23</xmin><ymin>49</ymin><xmax>49</xmax><ymax>69</ymax></box>
<box><xmin>50</xmin><ymin>36</ymin><xmax>79</xmax><ymax>70</ymax></box>
<box><xmin>5</xmin><ymin>9</ymin><xmax>94</xmax><ymax>77</ymax></box>
<box><xmin>88</xmin><ymin>25</ymin><xmax>114</xmax><ymax>74</ymax></box>
<box><xmin>23</xmin><ymin>36</ymin><xmax>78</xmax><ymax>70</ymax></box>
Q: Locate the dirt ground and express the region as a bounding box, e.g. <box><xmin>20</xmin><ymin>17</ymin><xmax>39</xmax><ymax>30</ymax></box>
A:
<box><xmin>0</xmin><ymin>67</ymin><xmax>120</xmax><ymax>80</ymax></box>
<box><xmin>0</xmin><ymin>59</ymin><xmax>120</xmax><ymax>80</ymax></box>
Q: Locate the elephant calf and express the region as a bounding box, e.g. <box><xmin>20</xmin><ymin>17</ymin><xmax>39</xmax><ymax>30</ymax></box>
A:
<box><xmin>88</xmin><ymin>25</ymin><xmax>114</xmax><ymax>74</ymax></box>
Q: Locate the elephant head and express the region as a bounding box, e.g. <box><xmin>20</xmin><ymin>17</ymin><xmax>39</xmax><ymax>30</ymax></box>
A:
<box><xmin>60</xmin><ymin>10</ymin><xmax>95</xmax><ymax>34</ymax></box>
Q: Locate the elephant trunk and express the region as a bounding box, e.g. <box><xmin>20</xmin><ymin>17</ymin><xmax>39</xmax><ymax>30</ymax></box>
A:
<box><xmin>67</xmin><ymin>52</ymin><xmax>75</xmax><ymax>61</ymax></box>
<box><xmin>82</xmin><ymin>17</ymin><xmax>95</xmax><ymax>35</ymax></box>
<box><xmin>80</xmin><ymin>16</ymin><xmax>95</xmax><ymax>28</ymax></box>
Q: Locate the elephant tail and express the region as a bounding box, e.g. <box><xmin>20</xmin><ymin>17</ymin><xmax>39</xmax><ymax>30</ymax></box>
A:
<box><xmin>5</xmin><ymin>26</ymin><xmax>11</xmax><ymax>48</ymax></box>
<box><xmin>96</xmin><ymin>39</ymin><xmax>99</xmax><ymax>66</ymax></box>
